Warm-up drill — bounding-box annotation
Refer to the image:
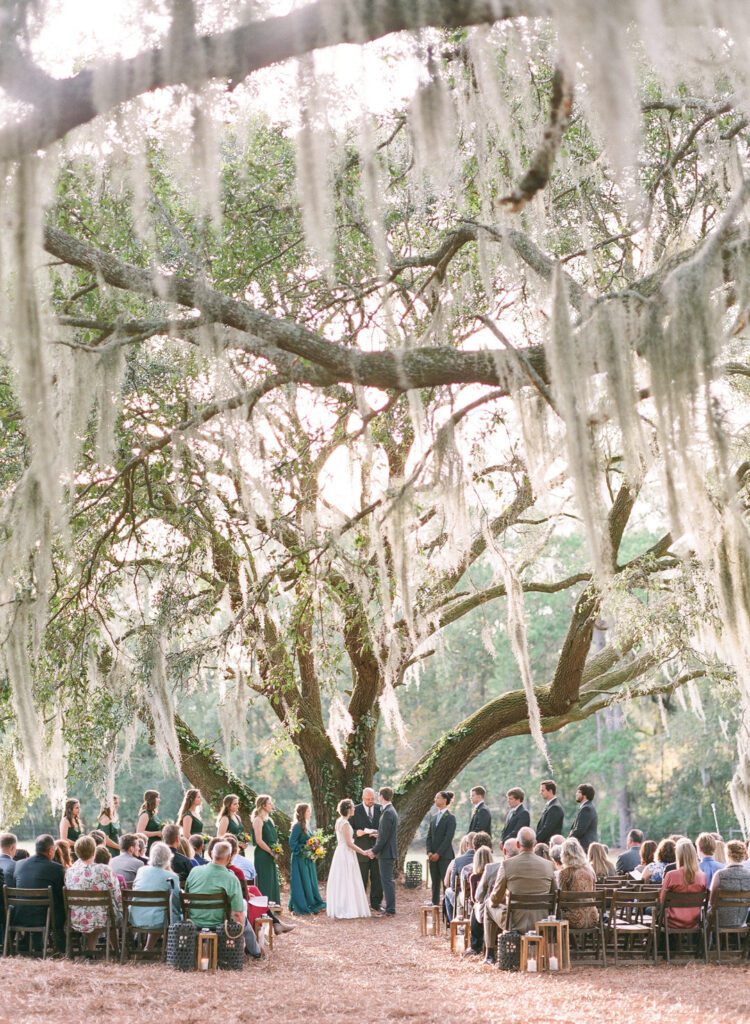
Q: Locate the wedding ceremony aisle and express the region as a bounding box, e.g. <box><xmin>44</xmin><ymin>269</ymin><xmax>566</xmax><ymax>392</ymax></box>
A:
<box><xmin>0</xmin><ymin>888</ymin><xmax>747</xmax><ymax>1024</ymax></box>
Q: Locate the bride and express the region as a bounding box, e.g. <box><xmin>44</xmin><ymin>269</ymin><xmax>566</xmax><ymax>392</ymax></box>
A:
<box><xmin>326</xmin><ymin>798</ymin><xmax>373</xmax><ymax>919</ymax></box>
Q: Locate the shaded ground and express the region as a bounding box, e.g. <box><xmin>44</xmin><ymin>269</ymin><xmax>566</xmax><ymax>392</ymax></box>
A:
<box><xmin>0</xmin><ymin>888</ymin><xmax>748</xmax><ymax>1023</ymax></box>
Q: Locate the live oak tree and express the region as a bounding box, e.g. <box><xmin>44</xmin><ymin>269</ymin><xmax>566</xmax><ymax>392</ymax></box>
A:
<box><xmin>2</xmin><ymin>0</ymin><xmax>750</xmax><ymax>846</ymax></box>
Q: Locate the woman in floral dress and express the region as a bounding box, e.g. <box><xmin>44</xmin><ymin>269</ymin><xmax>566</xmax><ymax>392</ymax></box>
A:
<box><xmin>65</xmin><ymin>835</ymin><xmax>122</xmax><ymax>950</ymax></box>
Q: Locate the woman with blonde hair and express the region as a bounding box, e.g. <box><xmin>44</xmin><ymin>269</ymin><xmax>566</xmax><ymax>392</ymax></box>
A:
<box><xmin>469</xmin><ymin>845</ymin><xmax>493</xmax><ymax>900</ymax></box>
<box><xmin>660</xmin><ymin>838</ymin><xmax>706</xmax><ymax>929</ymax></box>
<box><xmin>252</xmin><ymin>794</ymin><xmax>281</xmax><ymax>903</ymax></box>
<box><xmin>560</xmin><ymin>837</ymin><xmax>598</xmax><ymax>928</ymax></box>
<box><xmin>65</xmin><ymin>835</ymin><xmax>122</xmax><ymax>950</ymax></box>
<box><xmin>587</xmin><ymin>842</ymin><xmax>616</xmax><ymax>882</ymax></box>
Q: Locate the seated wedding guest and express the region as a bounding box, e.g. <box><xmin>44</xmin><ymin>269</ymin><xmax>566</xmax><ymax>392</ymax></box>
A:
<box><xmin>130</xmin><ymin>840</ymin><xmax>181</xmax><ymax>943</ymax></box>
<box><xmin>443</xmin><ymin>832</ymin><xmax>477</xmax><ymax>923</ymax></box>
<box><xmin>162</xmin><ymin>824</ymin><xmax>193</xmax><ymax>887</ymax></box>
<box><xmin>189</xmin><ymin>834</ymin><xmax>208</xmax><ymax>866</ymax></box>
<box><xmin>97</xmin><ymin>796</ymin><xmax>121</xmax><ymax>852</ymax></box>
<box><xmin>59</xmin><ymin>798</ymin><xmax>83</xmax><ymax>845</ymax></box>
<box><xmin>558</xmin><ymin>838</ymin><xmax>598</xmax><ymax>929</ymax></box>
<box><xmin>206</xmin><ymin>836</ymin><xmax>293</xmax><ymax>935</ymax></box>
<box><xmin>177</xmin><ymin>788</ymin><xmax>204</xmax><ymax>840</ymax></box>
<box><xmin>66</xmin><ymin>834</ymin><xmax>122</xmax><ymax>950</ymax></box>
<box><xmin>13</xmin><ymin>835</ymin><xmax>65</xmax><ymax>952</ymax></box>
<box><xmin>588</xmin><ymin>842</ymin><xmax>617</xmax><ymax>882</ymax></box>
<box><xmin>110</xmin><ymin>834</ymin><xmax>144</xmax><ymax>885</ymax></box>
<box><xmin>13</xmin><ymin>849</ymin><xmax>29</xmax><ymax>861</ymax></box>
<box><xmin>136</xmin><ymin>790</ymin><xmax>163</xmax><ymax>854</ymax></box>
<box><xmin>714</xmin><ymin>837</ymin><xmax>727</xmax><ymax>864</ymax></box>
<box><xmin>134</xmin><ymin>834</ymin><xmax>149</xmax><ymax>864</ymax></box>
<box><xmin>709</xmin><ymin>840</ymin><xmax>750</xmax><ymax>927</ymax></box>
<box><xmin>550</xmin><ymin>834</ymin><xmax>565</xmax><ymax>847</ymax></box>
<box><xmin>615</xmin><ymin>829</ymin><xmax>643</xmax><ymax>873</ymax></box>
<box><xmin>660</xmin><ymin>838</ymin><xmax>706</xmax><ymax>929</ymax></box>
<box><xmin>470</xmin><ymin>846</ymin><xmax>494</xmax><ymax>900</ymax></box>
<box><xmin>0</xmin><ymin>833</ymin><xmax>17</xmax><ymax>895</ymax></box>
<box><xmin>464</xmin><ymin>837</ymin><xmax>505</xmax><ymax>958</ymax></box>
<box><xmin>639</xmin><ymin>839</ymin><xmax>657</xmax><ymax>874</ymax></box>
<box><xmin>642</xmin><ymin>838</ymin><xmax>676</xmax><ymax>882</ymax></box>
<box><xmin>90</xmin><ymin>830</ymin><xmax>107</xmax><ymax>847</ymax></box>
<box><xmin>185</xmin><ymin>840</ymin><xmax>261</xmax><ymax>957</ymax></box>
<box><xmin>550</xmin><ymin>843</ymin><xmax>563</xmax><ymax>873</ymax></box>
<box><xmin>697</xmin><ymin>832</ymin><xmax>724</xmax><ymax>887</ymax></box>
<box><xmin>534</xmin><ymin>842</ymin><xmax>551</xmax><ymax>861</ymax></box>
<box><xmin>483</xmin><ymin>827</ymin><xmax>556</xmax><ymax>965</ymax></box>
<box><xmin>53</xmin><ymin>840</ymin><xmax>73</xmax><ymax>870</ymax></box>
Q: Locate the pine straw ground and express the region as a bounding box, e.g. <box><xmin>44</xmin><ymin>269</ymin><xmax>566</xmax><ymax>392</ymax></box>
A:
<box><xmin>0</xmin><ymin>888</ymin><xmax>748</xmax><ymax>1024</ymax></box>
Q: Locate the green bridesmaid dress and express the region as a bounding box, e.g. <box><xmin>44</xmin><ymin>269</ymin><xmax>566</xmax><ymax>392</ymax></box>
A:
<box><xmin>254</xmin><ymin>817</ymin><xmax>281</xmax><ymax>903</ymax></box>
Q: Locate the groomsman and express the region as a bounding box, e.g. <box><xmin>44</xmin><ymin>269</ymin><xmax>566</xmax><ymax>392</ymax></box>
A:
<box><xmin>351</xmin><ymin>788</ymin><xmax>383</xmax><ymax>911</ymax></box>
<box><xmin>568</xmin><ymin>783</ymin><xmax>599</xmax><ymax>851</ymax></box>
<box><xmin>468</xmin><ymin>786</ymin><xmax>492</xmax><ymax>836</ymax></box>
<box><xmin>426</xmin><ymin>790</ymin><xmax>457</xmax><ymax>906</ymax></box>
<box><xmin>500</xmin><ymin>787</ymin><xmax>530</xmax><ymax>843</ymax></box>
<box><xmin>535</xmin><ymin>780</ymin><xmax>565</xmax><ymax>844</ymax></box>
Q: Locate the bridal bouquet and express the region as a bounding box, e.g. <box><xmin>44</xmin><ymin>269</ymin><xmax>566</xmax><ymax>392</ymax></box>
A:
<box><xmin>303</xmin><ymin>831</ymin><xmax>327</xmax><ymax>861</ymax></box>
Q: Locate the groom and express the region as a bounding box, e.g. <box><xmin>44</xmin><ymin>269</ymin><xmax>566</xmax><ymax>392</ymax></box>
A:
<box><xmin>368</xmin><ymin>786</ymin><xmax>398</xmax><ymax>916</ymax></box>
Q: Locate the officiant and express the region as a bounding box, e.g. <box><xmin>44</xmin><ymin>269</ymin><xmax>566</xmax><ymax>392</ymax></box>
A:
<box><xmin>351</xmin><ymin>788</ymin><xmax>383</xmax><ymax>912</ymax></box>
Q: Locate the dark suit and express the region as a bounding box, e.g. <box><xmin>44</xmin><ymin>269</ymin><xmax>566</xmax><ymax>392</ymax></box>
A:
<box><xmin>535</xmin><ymin>797</ymin><xmax>565</xmax><ymax>844</ymax></box>
<box><xmin>351</xmin><ymin>802</ymin><xmax>383</xmax><ymax>909</ymax></box>
<box><xmin>12</xmin><ymin>854</ymin><xmax>65</xmax><ymax>951</ymax></box>
<box><xmin>568</xmin><ymin>800</ymin><xmax>598</xmax><ymax>851</ymax></box>
<box><xmin>500</xmin><ymin>804</ymin><xmax>530</xmax><ymax>843</ymax></box>
<box><xmin>468</xmin><ymin>801</ymin><xmax>492</xmax><ymax>836</ymax></box>
<box><xmin>615</xmin><ymin>846</ymin><xmax>641</xmax><ymax>874</ymax></box>
<box><xmin>170</xmin><ymin>848</ymin><xmax>194</xmax><ymax>887</ymax></box>
<box><xmin>426</xmin><ymin>810</ymin><xmax>456</xmax><ymax>906</ymax></box>
<box><xmin>372</xmin><ymin>803</ymin><xmax>398</xmax><ymax>914</ymax></box>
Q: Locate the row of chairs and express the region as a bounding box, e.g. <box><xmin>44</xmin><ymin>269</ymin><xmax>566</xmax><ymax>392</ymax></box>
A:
<box><xmin>2</xmin><ymin>885</ymin><xmax>236</xmax><ymax>963</ymax></box>
<box><xmin>453</xmin><ymin>881</ymin><xmax>749</xmax><ymax>966</ymax></box>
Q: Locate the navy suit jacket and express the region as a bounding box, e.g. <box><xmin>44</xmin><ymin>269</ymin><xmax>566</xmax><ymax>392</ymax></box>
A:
<box><xmin>568</xmin><ymin>801</ymin><xmax>598</xmax><ymax>851</ymax></box>
<box><xmin>372</xmin><ymin>804</ymin><xmax>398</xmax><ymax>861</ymax></box>
<box><xmin>501</xmin><ymin>804</ymin><xmax>530</xmax><ymax>843</ymax></box>
<box><xmin>535</xmin><ymin>798</ymin><xmax>565</xmax><ymax>844</ymax></box>
<box><xmin>426</xmin><ymin>811</ymin><xmax>456</xmax><ymax>861</ymax></box>
<box><xmin>12</xmin><ymin>854</ymin><xmax>65</xmax><ymax>935</ymax></box>
<box><xmin>468</xmin><ymin>803</ymin><xmax>492</xmax><ymax>836</ymax></box>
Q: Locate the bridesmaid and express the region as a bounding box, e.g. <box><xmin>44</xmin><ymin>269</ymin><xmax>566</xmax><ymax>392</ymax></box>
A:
<box><xmin>136</xmin><ymin>790</ymin><xmax>164</xmax><ymax>853</ymax></box>
<box><xmin>97</xmin><ymin>795</ymin><xmax>121</xmax><ymax>852</ymax></box>
<box><xmin>289</xmin><ymin>803</ymin><xmax>325</xmax><ymax>915</ymax></box>
<box><xmin>252</xmin><ymin>794</ymin><xmax>281</xmax><ymax>904</ymax></box>
<box><xmin>177</xmin><ymin>789</ymin><xmax>204</xmax><ymax>840</ymax></box>
<box><xmin>60</xmin><ymin>798</ymin><xmax>83</xmax><ymax>844</ymax></box>
<box><xmin>216</xmin><ymin>794</ymin><xmax>247</xmax><ymax>849</ymax></box>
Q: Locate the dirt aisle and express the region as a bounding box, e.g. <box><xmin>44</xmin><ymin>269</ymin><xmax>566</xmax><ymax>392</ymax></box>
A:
<box><xmin>0</xmin><ymin>888</ymin><xmax>748</xmax><ymax>1023</ymax></box>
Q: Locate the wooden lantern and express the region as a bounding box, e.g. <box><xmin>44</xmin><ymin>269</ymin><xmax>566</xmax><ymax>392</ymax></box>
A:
<box><xmin>519</xmin><ymin>932</ymin><xmax>545</xmax><ymax>973</ymax></box>
<box><xmin>450</xmin><ymin>918</ymin><xmax>470</xmax><ymax>953</ymax></box>
<box><xmin>538</xmin><ymin>919</ymin><xmax>570</xmax><ymax>972</ymax></box>
<box><xmin>253</xmin><ymin>915</ymin><xmax>274</xmax><ymax>951</ymax></box>
<box><xmin>196</xmin><ymin>930</ymin><xmax>218</xmax><ymax>972</ymax></box>
<box><xmin>420</xmin><ymin>904</ymin><xmax>441</xmax><ymax>936</ymax></box>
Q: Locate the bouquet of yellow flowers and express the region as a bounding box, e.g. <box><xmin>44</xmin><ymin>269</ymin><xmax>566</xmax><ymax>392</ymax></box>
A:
<box><xmin>303</xmin><ymin>831</ymin><xmax>327</xmax><ymax>861</ymax></box>
<box><xmin>272</xmin><ymin>842</ymin><xmax>283</xmax><ymax>857</ymax></box>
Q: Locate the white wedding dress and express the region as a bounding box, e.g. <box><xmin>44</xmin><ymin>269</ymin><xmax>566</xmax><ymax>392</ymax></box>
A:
<box><xmin>326</xmin><ymin>816</ymin><xmax>372</xmax><ymax>919</ymax></box>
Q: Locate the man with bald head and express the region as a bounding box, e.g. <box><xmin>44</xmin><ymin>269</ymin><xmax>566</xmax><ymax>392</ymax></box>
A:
<box><xmin>481</xmin><ymin>827</ymin><xmax>556</xmax><ymax>965</ymax></box>
<box><xmin>351</xmin><ymin>788</ymin><xmax>383</xmax><ymax>911</ymax></box>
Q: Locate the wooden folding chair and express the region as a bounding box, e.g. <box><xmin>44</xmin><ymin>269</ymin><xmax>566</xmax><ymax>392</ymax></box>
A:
<box><xmin>659</xmin><ymin>890</ymin><xmax>708</xmax><ymax>963</ymax></box>
<box><xmin>120</xmin><ymin>889</ymin><xmax>171</xmax><ymax>963</ymax></box>
<box><xmin>180</xmin><ymin>890</ymin><xmax>231</xmax><ymax>924</ymax></box>
<box><xmin>504</xmin><ymin>891</ymin><xmax>557</xmax><ymax>933</ymax></box>
<box><xmin>2</xmin><ymin>886</ymin><xmax>56</xmax><ymax>959</ymax></box>
<box><xmin>608</xmin><ymin>889</ymin><xmax>658</xmax><ymax>964</ymax></box>
<box><xmin>63</xmin><ymin>889</ymin><xmax>119</xmax><ymax>961</ymax></box>
<box><xmin>707</xmin><ymin>889</ymin><xmax>750</xmax><ymax>963</ymax></box>
<box><xmin>557</xmin><ymin>889</ymin><xmax>607</xmax><ymax>965</ymax></box>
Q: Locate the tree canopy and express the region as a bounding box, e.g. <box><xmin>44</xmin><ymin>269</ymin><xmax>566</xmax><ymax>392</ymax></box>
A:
<box><xmin>2</xmin><ymin>0</ymin><xmax>750</xmax><ymax>847</ymax></box>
